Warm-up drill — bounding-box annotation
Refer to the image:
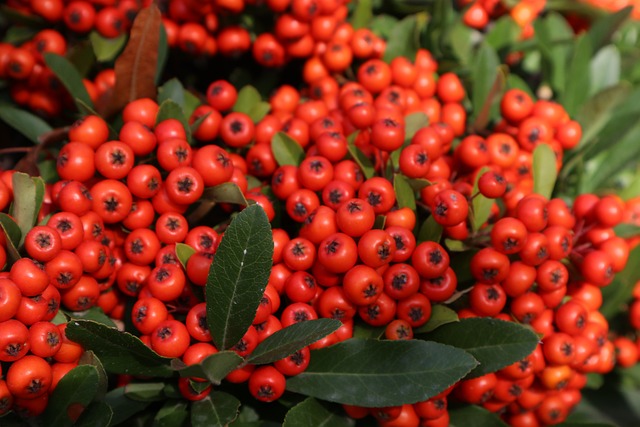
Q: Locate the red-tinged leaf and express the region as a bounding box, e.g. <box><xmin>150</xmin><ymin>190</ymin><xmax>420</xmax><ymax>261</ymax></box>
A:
<box><xmin>108</xmin><ymin>4</ymin><xmax>161</xmax><ymax>115</ymax></box>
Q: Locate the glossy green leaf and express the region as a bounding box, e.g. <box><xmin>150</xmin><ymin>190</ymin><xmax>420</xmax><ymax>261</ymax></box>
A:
<box><xmin>0</xmin><ymin>103</ymin><xmax>52</xmax><ymax>144</ymax></box>
<box><xmin>427</xmin><ymin>318</ymin><xmax>538</xmax><ymax>378</ymax></box>
<box><xmin>0</xmin><ymin>213</ymin><xmax>21</xmax><ymax>265</ymax></box>
<box><xmin>562</xmin><ymin>35</ymin><xmax>593</xmax><ymax>117</ymax></box>
<box><xmin>233</xmin><ymin>86</ymin><xmax>261</xmax><ymax>114</ymax></box>
<box><xmin>470</xmin><ymin>167</ymin><xmax>494</xmax><ymax>232</ymax></box>
<box><xmin>124</xmin><ymin>382</ymin><xmax>167</xmax><ymax>401</ymax></box>
<box><xmin>614</xmin><ymin>224</ymin><xmax>640</xmax><ymax>238</ymax></box>
<box><xmin>172</xmin><ymin>351</ymin><xmax>243</xmax><ymax>384</ymax></box>
<box><xmin>449</xmin><ymin>20</ymin><xmax>475</xmax><ymax>66</ymax></box>
<box><xmin>90</xmin><ymin>31</ymin><xmax>126</xmax><ymax>62</ymax></box>
<box><xmin>207</xmin><ymin>204</ymin><xmax>273</xmax><ymax>350</ymax></box>
<box><xmin>41</xmin><ymin>365</ymin><xmax>99</xmax><ymax>427</ymax></box>
<box><xmin>11</xmin><ymin>172</ymin><xmax>44</xmax><ymax>244</ymax></box>
<box><xmin>104</xmin><ymin>387</ymin><xmax>151</xmax><ymax>426</ymax></box>
<box><xmin>68</xmin><ymin>306</ymin><xmax>116</xmax><ymax>328</ymax></box>
<box><xmin>73</xmin><ymin>402</ymin><xmax>113</xmax><ymax>427</ymax></box>
<box><xmin>78</xmin><ymin>351</ymin><xmax>108</xmax><ymax>400</ymax></box>
<box><xmin>272</xmin><ymin>132</ymin><xmax>305</xmax><ymax>167</ymax></box>
<box><xmin>201</xmin><ymin>351</ymin><xmax>244</xmax><ymax>384</ymax></box>
<box><xmin>283</xmin><ymin>398</ymin><xmax>354</xmax><ymax>427</ymax></box>
<box><xmin>286</xmin><ymin>338</ymin><xmax>478</xmax><ymax>407</ymax></box>
<box><xmin>248</xmin><ymin>319</ymin><xmax>341</xmax><ymax>365</ymax></box>
<box><xmin>155</xmin><ymin>19</ymin><xmax>169</xmax><ymax>84</ymax></box>
<box><xmin>153</xmin><ymin>400</ymin><xmax>189</xmax><ymax>427</ymax></box>
<box><xmin>156</xmin><ymin>99</ymin><xmax>192</xmax><ymax>143</ymax></box>
<box><xmin>404</xmin><ymin>112</ymin><xmax>429</xmax><ymax>141</ymax></box>
<box><xmin>175</xmin><ymin>243</ymin><xmax>196</xmax><ymax>269</ymax></box>
<box><xmin>590</xmin><ymin>45</ymin><xmax>620</xmax><ymax>96</ymax></box>
<box><xmin>532</xmin><ymin>144</ymin><xmax>558</xmax><ymax>199</ymax></box>
<box><xmin>393</xmin><ymin>174</ymin><xmax>416</xmax><ymax>211</ymax></box>
<box><xmin>352</xmin><ymin>322</ymin><xmax>385</xmax><ymax>340</ymax></box>
<box><xmin>191</xmin><ymin>393</ymin><xmax>241</xmax><ymax>427</ymax></box>
<box><xmin>350</xmin><ymin>0</ymin><xmax>372</xmax><ymax>29</ymax></box>
<box><xmin>506</xmin><ymin>74</ymin><xmax>535</xmax><ymax>98</ymax></box>
<box><xmin>407</xmin><ymin>178</ymin><xmax>431</xmax><ymax>192</ymax></box>
<box><xmin>485</xmin><ymin>16</ymin><xmax>520</xmax><ymax>51</ymax></box>
<box><xmin>587</xmin><ymin>5</ymin><xmax>633</xmax><ymax>51</ymax></box>
<box><xmin>600</xmin><ymin>246</ymin><xmax>640</xmax><ymax>319</ymax></box>
<box><xmin>470</xmin><ymin>42</ymin><xmax>501</xmax><ymax>127</ymax></box>
<box><xmin>383</xmin><ymin>14</ymin><xmax>419</xmax><ymax>63</ymax></box>
<box><xmin>575</xmin><ymin>82</ymin><xmax>631</xmax><ymax>151</ymax></box>
<box><xmin>414</xmin><ymin>305</ymin><xmax>459</xmax><ymax>334</ymax></box>
<box><xmin>158</xmin><ymin>78</ymin><xmax>186</xmax><ymax>108</ymax></box>
<box><xmin>581</xmin><ymin>119</ymin><xmax>640</xmax><ymax>193</ymax></box>
<box><xmin>347</xmin><ymin>138</ymin><xmax>375</xmax><ymax>180</ymax></box>
<box><xmin>370</xmin><ymin>14</ymin><xmax>398</xmax><ymax>39</ymax></box>
<box><xmin>202</xmin><ymin>182</ymin><xmax>250</xmax><ymax>206</ymax></box>
<box><xmin>418</xmin><ymin>215</ymin><xmax>443</xmax><ymax>243</ymax></box>
<box><xmin>44</xmin><ymin>53</ymin><xmax>94</xmax><ymax>110</ymax></box>
<box><xmin>449</xmin><ymin>404</ymin><xmax>509</xmax><ymax>427</ymax></box>
<box><xmin>66</xmin><ymin>320</ymin><xmax>173</xmax><ymax>377</ymax></box>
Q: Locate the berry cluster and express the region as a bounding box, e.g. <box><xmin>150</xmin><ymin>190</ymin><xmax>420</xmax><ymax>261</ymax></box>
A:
<box><xmin>458</xmin><ymin>0</ymin><xmax>546</xmax><ymax>35</ymax></box>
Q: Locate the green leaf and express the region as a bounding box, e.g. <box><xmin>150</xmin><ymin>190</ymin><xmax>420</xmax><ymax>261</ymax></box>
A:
<box><xmin>68</xmin><ymin>306</ymin><xmax>116</xmax><ymax>328</ymax></box>
<box><xmin>614</xmin><ymin>224</ymin><xmax>640</xmax><ymax>238</ymax></box>
<box><xmin>407</xmin><ymin>178</ymin><xmax>431</xmax><ymax>192</ymax></box>
<box><xmin>426</xmin><ymin>318</ymin><xmax>538</xmax><ymax>378</ymax></box>
<box><xmin>44</xmin><ymin>53</ymin><xmax>94</xmax><ymax>111</ymax></box>
<box><xmin>532</xmin><ymin>144</ymin><xmax>558</xmax><ymax>199</ymax></box>
<box><xmin>233</xmin><ymin>85</ymin><xmax>260</xmax><ymax>110</ymax></box>
<box><xmin>78</xmin><ymin>351</ymin><xmax>108</xmax><ymax>399</ymax></box>
<box><xmin>11</xmin><ymin>173</ymin><xmax>44</xmax><ymax>244</ymax></box>
<box><xmin>286</xmin><ymin>338</ymin><xmax>478</xmax><ymax>407</ymax></box>
<box><xmin>587</xmin><ymin>5</ymin><xmax>633</xmax><ymax>51</ymax></box>
<box><xmin>0</xmin><ymin>213</ymin><xmax>21</xmax><ymax>265</ymax></box>
<box><xmin>347</xmin><ymin>137</ymin><xmax>375</xmax><ymax>180</ymax></box>
<box><xmin>589</xmin><ymin>45</ymin><xmax>620</xmax><ymax>96</ymax></box>
<box><xmin>0</xmin><ymin>103</ymin><xmax>52</xmax><ymax>144</ymax></box>
<box><xmin>351</xmin><ymin>0</ymin><xmax>373</xmax><ymax>30</ymax></box>
<box><xmin>248</xmin><ymin>319</ymin><xmax>341</xmax><ymax>365</ymax></box>
<box><xmin>207</xmin><ymin>204</ymin><xmax>273</xmax><ymax>350</ymax></box>
<box><xmin>575</xmin><ymin>82</ymin><xmax>631</xmax><ymax>151</ymax></box>
<box><xmin>124</xmin><ymin>382</ymin><xmax>167</xmax><ymax>401</ymax></box>
<box><xmin>41</xmin><ymin>365</ymin><xmax>99</xmax><ymax>427</ymax></box>
<box><xmin>233</xmin><ymin>86</ymin><xmax>261</xmax><ymax>115</ymax></box>
<box><xmin>191</xmin><ymin>393</ymin><xmax>241</xmax><ymax>427</ymax></box>
<box><xmin>404</xmin><ymin>112</ymin><xmax>429</xmax><ymax>141</ymax></box>
<box><xmin>104</xmin><ymin>387</ymin><xmax>151</xmax><ymax>426</ymax></box>
<box><xmin>283</xmin><ymin>398</ymin><xmax>354</xmax><ymax>427</ymax></box>
<box><xmin>449</xmin><ymin>404</ymin><xmax>509</xmax><ymax>427</ymax></box>
<box><xmin>485</xmin><ymin>16</ymin><xmax>520</xmax><ymax>51</ymax></box>
<box><xmin>449</xmin><ymin>20</ymin><xmax>475</xmax><ymax>66</ymax></box>
<box><xmin>202</xmin><ymin>182</ymin><xmax>249</xmax><ymax>206</ymax></box>
<box><xmin>172</xmin><ymin>351</ymin><xmax>243</xmax><ymax>384</ymax></box>
<box><xmin>600</xmin><ymin>246</ymin><xmax>640</xmax><ymax>319</ymax></box>
<box><xmin>470</xmin><ymin>167</ymin><xmax>494</xmax><ymax>232</ymax></box>
<box><xmin>352</xmin><ymin>322</ymin><xmax>385</xmax><ymax>340</ymax></box>
<box><xmin>175</xmin><ymin>243</ymin><xmax>196</xmax><ymax>269</ymax></box>
<box><xmin>383</xmin><ymin>14</ymin><xmax>419</xmax><ymax>63</ymax></box>
<box><xmin>506</xmin><ymin>74</ymin><xmax>535</xmax><ymax>98</ymax></box>
<box><xmin>580</xmin><ymin>118</ymin><xmax>640</xmax><ymax>193</ymax></box>
<box><xmin>470</xmin><ymin>42</ymin><xmax>502</xmax><ymax>128</ymax></box>
<box><xmin>153</xmin><ymin>400</ymin><xmax>189</xmax><ymax>427</ymax></box>
<box><xmin>158</xmin><ymin>78</ymin><xmax>186</xmax><ymax>109</ymax></box>
<box><xmin>272</xmin><ymin>132</ymin><xmax>305</xmax><ymax>167</ymax></box>
<box><xmin>414</xmin><ymin>305</ymin><xmax>459</xmax><ymax>334</ymax></box>
<box><xmin>156</xmin><ymin>99</ymin><xmax>192</xmax><ymax>144</ymax></box>
<box><xmin>561</xmin><ymin>35</ymin><xmax>593</xmax><ymax>117</ymax></box>
<box><xmin>73</xmin><ymin>402</ymin><xmax>113</xmax><ymax>427</ymax></box>
<box><xmin>418</xmin><ymin>215</ymin><xmax>443</xmax><ymax>243</ymax></box>
<box><xmin>370</xmin><ymin>14</ymin><xmax>398</xmax><ymax>39</ymax></box>
<box><xmin>156</xmin><ymin>20</ymin><xmax>169</xmax><ymax>85</ymax></box>
<box><xmin>89</xmin><ymin>31</ymin><xmax>127</xmax><ymax>62</ymax></box>
<box><xmin>393</xmin><ymin>174</ymin><xmax>416</xmax><ymax>211</ymax></box>
<box><xmin>66</xmin><ymin>320</ymin><xmax>173</xmax><ymax>377</ymax></box>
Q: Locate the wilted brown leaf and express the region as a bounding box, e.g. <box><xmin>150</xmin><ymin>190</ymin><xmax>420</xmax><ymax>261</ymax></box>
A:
<box><xmin>106</xmin><ymin>4</ymin><xmax>161</xmax><ymax>116</ymax></box>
